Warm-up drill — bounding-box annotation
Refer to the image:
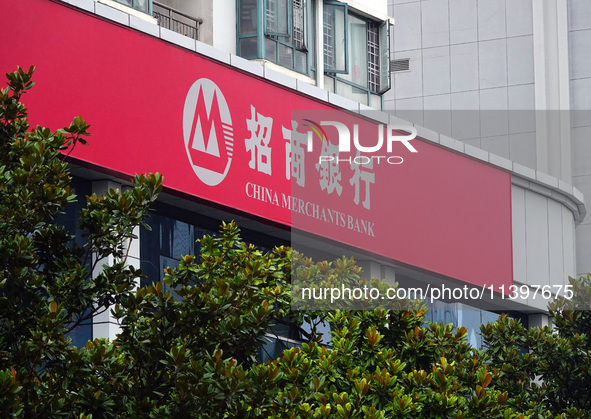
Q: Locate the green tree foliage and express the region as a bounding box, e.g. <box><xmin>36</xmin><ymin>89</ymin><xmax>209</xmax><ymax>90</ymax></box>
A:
<box><xmin>0</xmin><ymin>66</ymin><xmax>162</xmax><ymax>417</ymax></box>
<box><xmin>482</xmin><ymin>274</ymin><xmax>591</xmax><ymax>418</ymax></box>
<box><xmin>2</xmin><ymin>67</ymin><xmax>591</xmax><ymax>418</ymax></box>
<box><xmin>109</xmin><ymin>224</ymin><xmax>293</xmax><ymax>416</ymax></box>
<box><xmin>249</xmin><ymin>310</ymin><xmax>509</xmax><ymax>418</ymax></box>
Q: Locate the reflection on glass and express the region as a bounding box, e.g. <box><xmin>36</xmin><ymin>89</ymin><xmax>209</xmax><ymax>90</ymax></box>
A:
<box><xmin>279</xmin><ymin>43</ymin><xmax>294</xmax><ymax>67</ymax></box>
<box><xmin>341</xmin><ymin>15</ymin><xmax>367</xmax><ymax>88</ymax></box>
<box><xmin>136</xmin><ymin>0</ymin><xmax>148</xmax><ymax>12</ymax></box>
<box><xmin>140</xmin><ymin>213</ymin><xmax>209</xmax><ymax>288</ymax></box>
<box><xmin>370</xmin><ymin>94</ymin><xmax>382</xmax><ymax>110</ymax></box>
<box><xmin>324</xmin><ymin>75</ymin><xmax>335</xmax><ymax>93</ymax></box>
<box><xmin>338</xmin><ymin>81</ymin><xmax>368</xmax><ymax>105</ymax></box>
<box><xmin>258</xmin><ymin>336</ymin><xmax>301</xmax><ymax>363</ymax></box>
<box><xmin>240</xmin><ymin>37</ymin><xmax>258</xmax><ymax>59</ymax></box>
<box><xmin>239</xmin><ymin>0</ymin><xmax>258</xmax><ymax>35</ymax></box>
<box><xmin>266</xmin><ymin>0</ymin><xmax>289</xmax><ymax>36</ymax></box>
<box><xmin>295</xmin><ymin>50</ymin><xmax>307</xmax><ymax>73</ymax></box>
<box><xmin>323</xmin><ymin>3</ymin><xmax>346</xmax><ymax>72</ymax></box>
<box><xmin>265</xmin><ymin>38</ymin><xmax>277</xmax><ymax>62</ymax></box>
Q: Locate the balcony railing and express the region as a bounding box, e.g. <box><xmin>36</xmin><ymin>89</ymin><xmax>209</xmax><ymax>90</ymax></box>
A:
<box><xmin>153</xmin><ymin>2</ymin><xmax>203</xmax><ymax>41</ymax></box>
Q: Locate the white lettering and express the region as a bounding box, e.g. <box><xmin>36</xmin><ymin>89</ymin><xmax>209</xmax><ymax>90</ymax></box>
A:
<box><xmin>387</xmin><ymin>126</ymin><xmax>418</xmax><ymax>153</ymax></box>
<box><xmin>353</xmin><ymin>124</ymin><xmax>384</xmax><ymax>153</ymax></box>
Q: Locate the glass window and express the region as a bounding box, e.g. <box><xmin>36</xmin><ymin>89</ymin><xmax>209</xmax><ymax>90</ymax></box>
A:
<box><xmin>265</xmin><ymin>0</ymin><xmax>290</xmax><ymax>37</ymax></box>
<box><xmin>239</xmin><ymin>0</ymin><xmax>258</xmax><ymax>35</ymax></box>
<box><xmin>236</xmin><ymin>1</ymin><xmax>391</xmax><ymax>101</ymax></box>
<box><xmin>378</xmin><ymin>20</ymin><xmax>391</xmax><ymax>93</ymax></box>
<box><xmin>324</xmin><ymin>75</ymin><xmax>335</xmax><ymax>92</ymax></box>
<box><xmin>55</xmin><ymin>177</ymin><xmax>93</xmax><ymax>346</ymax></box>
<box><xmin>370</xmin><ymin>93</ymin><xmax>382</xmax><ymax>109</ymax></box>
<box><xmin>265</xmin><ymin>38</ymin><xmax>278</xmax><ymax>62</ymax></box>
<box><xmin>457</xmin><ymin>305</ymin><xmax>484</xmax><ymax>348</ymax></box>
<box><xmin>324</xmin><ymin>10</ymin><xmax>391</xmax><ymax>109</ymax></box>
<box><xmin>279</xmin><ymin>43</ymin><xmax>294</xmax><ymax>67</ymax></box>
<box><xmin>323</xmin><ymin>2</ymin><xmax>347</xmax><ymax>73</ymax></box>
<box><xmin>337</xmin><ymin>81</ymin><xmax>368</xmax><ymax>105</ymax></box>
<box><xmin>340</xmin><ymin>14</ymin><xmax>367</xmax><ymax>88</ymax></box>
<box><xmin>295</xmin><ymin>50</ymin><xmax>308</xmax><ymax>73</ymax></box>
<box><xmin>113</xmin><ymin>0</ymin><xmax>151</xmax><ymax>14</ymax></box>
<box><xmin>238</xmin><ymin>0</ymin><xmax>311</xmax><ymax>75</ymax></box>
<box><xmin>293</xmin><ymin>0</ymin><xmax>307</xmax><ymax>50</ymax></box>
<box><xmin>240</xmin><ymin>37</ymin><xmax>259</xmax><ymax>59</ymax></box>
<box><xmin>136</xmin><ymin>0</ymin><xmax>149</xmax><ymax>13</ymax></box>
<box><xmin>140</xmin><ymin>213</ymin><xmax>204</xmax><ymax>287</ymax></box>
<box><xmin>258</xmin><ymin>335</ymin><xmax>302</xmax><ymax>362</ymax></box>
<box><xmin>68</xmin><ymin>311</ymin><xmax>93</xmax><ymax>347</ymax></box>
<box><xmin>139</xmin><ymin>208</ymin><xmax>287</xmax><ymax>288</ymax></box>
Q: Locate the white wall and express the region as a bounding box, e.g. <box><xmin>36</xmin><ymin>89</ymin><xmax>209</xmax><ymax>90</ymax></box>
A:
<box><xmin>213</xmin><ymin>0</ymin><xmax>236</xmax><ymax>55</ymax></box>
<box><xmin>386</xmin><ymin>0</ymin><xmax>589</xmax><ymax>279</ymax></box>
<box><xmin>346</xmin><ymin>0</ymin><xmax>388</xmax><ymax>16</ymax></box>
<box><xmin>569</xmin><ymin>0</ymin><xmax>591</xmax><ymax>275</ymax></box>
<box><xmin>511</xmin><ymin>181</ymin><xmax>576</xmax><ymax>311</ymax></box>
<box><xmin>385</xmin><ymin>0</ymin><xmax>538</xmax><ymax>173</ymax></box>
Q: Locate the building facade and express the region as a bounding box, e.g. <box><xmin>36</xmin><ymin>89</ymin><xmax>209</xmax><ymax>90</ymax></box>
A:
<box><xmin>1</xmin><ymin>0</ymin><xmax>586</xmax><ymax>349</ymax></box>
<box><xmin>386</xmin><ymin>0</ymin><xmax>591</xmax><ymax>327</ymax></box>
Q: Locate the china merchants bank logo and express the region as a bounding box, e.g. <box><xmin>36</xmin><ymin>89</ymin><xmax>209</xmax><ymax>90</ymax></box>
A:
<box><xmin>183</xmin><ymin>78</ymin><xmax>233</xmax><ymax>186</ymax></box>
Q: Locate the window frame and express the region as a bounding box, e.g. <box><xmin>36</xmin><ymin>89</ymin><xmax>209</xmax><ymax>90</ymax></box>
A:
<box><xmin>378</xmin><ymin>19</ymin><xmax>391</xmax><ymax>94</ymax></box>
<box><xmin>323</xmin><ymin>1</ymin><xmax>348</xmax><ymax>74</ymax></box>
<box><xmin>114</xmin><ymin>0</ymin><xmax>152</xmax><ymax>15</ymax></box>
<box><xmin>236</xmin><ymin>0</ymin><xmax>391</xmax><ymax>105</ymax></box>
<box><xmin>237</xmin><ymin>0</ymin><xmax>313</xmax><ymax>76</ymax></box>
<box><xmin>324</xmin><ymin>10</ymin><xmax>391</xmax><ymax>108</ymax></box>
<box><xmin>264</xmin><ymin>0</ymin><xmax>291</xmax><ymax>37</ymax></box>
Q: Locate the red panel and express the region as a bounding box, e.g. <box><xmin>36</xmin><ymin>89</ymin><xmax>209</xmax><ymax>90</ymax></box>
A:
<box><xmin>0</xmin><ymin>0</ymin><xmax>513</xmax><ymax>289</ymax></box>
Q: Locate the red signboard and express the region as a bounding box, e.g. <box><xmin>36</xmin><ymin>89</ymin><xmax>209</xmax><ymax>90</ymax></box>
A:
<box><xmin>0</xmin><ymin>0</ymin><xmax>513</xmax><ymax>289</ymax></box>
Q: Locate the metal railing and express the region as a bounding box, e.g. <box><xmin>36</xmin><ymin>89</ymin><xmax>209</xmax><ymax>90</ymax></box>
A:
<box><xmin>153</xmin><ymin>2</ymin><xmax>203</xmax><ymax>41</ymax></box>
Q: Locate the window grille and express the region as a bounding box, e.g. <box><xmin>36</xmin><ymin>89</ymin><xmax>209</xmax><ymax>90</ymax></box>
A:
<box><xmin>367</xmin><ymin>22</ymin><xmax>380</xmax><ymax>93</ymax></box>
<box><xmin>265</xmin><ymin>0</ymin><xmax>289</xmax><ymax>37</ymax></box>
<box><xmin>266</xmin><ymin>0</ymin><xmax>277</xmax><ymax>32</ymax></box>
<box><xmin>293</xmin><ymin>0</ymin><xmax>305</xmax><ymax>50</ymax></box>
<box><xmin>323</xmin><ymin>9</ymin><xmax>336</xmax><ymax>70</ymax></box>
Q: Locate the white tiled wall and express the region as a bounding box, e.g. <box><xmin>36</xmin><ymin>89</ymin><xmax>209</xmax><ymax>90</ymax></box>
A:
<box><xmin>451</xmin><ymin>43</ymin><xmax>479</xmax><ymax>92</ymax></box>
<box><xmin>477</xmin><ymin>0</ymin><xmax>506</xmax><ymax>41</ymax></box>
<box><xmin>421</xmin><ymin>0</ymin><xmax>449</xmax><ymax>48</ymax></box>
<box><xmin>506</xmin><ymin>0</ymin><xmax>533</xmax><ymax>37</ymax></box>
<box><xmin>512</xmin><ymin>185</ymin><xmax>575</xmax><ymax>288</ymax></box>
<box><xmin>389</xmin><ymin>0</ymin><xmax>536</xmax><ymax>170</ymax></box>
<box><xmin>569</xmin><ymin>0</ymin><xmax>591</xmax><ymax>275</ymax></box>
<box><xmin>507</xmin><ymin>36</ymin><xmax>534</xmax><ymax>85</ymax></box>
<box><xmin>450</xmin><ymin>0</ymin><xmax>477</xmax><ymax>44</ymax></box>
<box><xmin>387</xmin><ymin>0</ymin><xmax>588</xmax><ymax>281</ymax></box>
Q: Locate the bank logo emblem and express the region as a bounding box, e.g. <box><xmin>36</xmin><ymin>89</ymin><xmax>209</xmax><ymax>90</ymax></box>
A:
<box><xmin>183</xmin><ymin>78</ymin><xmax>233</xmax><ymax>186</ymax></box>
